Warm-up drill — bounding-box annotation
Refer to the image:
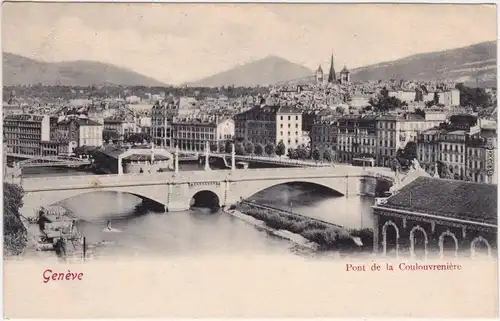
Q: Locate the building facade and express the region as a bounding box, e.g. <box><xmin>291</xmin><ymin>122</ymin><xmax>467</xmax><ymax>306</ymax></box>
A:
<box><xmin>151</xmin><ymin>98</ymin><xmax>179</xmax><ymax>147</ymax></box>
<box><xmin>417</xmin><ymin>114</ymin><xmax>496</xmax><ymax>184</ymax></box>
<box><xmin>234</xmin><ymin>105</ymin><xmax>303</xmax><ymax>150</ymax></box>
<box><xmin>372</xmin><ymin>177</ymin><xmax>497</xmax><ymax>259</ymax></box>
<box><xmin>3</xmin><ymin>114</ymin><xmax>58</xmax><ymax>157</ymax></box>
<box><xmin>171</xmin><ymin>117</ymin><xmax>235</xmax><ymax>152</ymax></box>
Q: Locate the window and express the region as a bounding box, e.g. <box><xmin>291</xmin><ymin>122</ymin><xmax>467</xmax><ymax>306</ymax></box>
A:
<box><xmin>296</xmin><ymin>116</ymin><xmax>299</xmax><ymax>121</ymax></box>
<box><xmin>280</xmin><ymin>116</ymin><xmax>283</xmax><ymax>120</ymax></box>
<box><xmin>288</xmin><ymin>116</ymin><xmax>291</xmax><ymax>121</ymax></box>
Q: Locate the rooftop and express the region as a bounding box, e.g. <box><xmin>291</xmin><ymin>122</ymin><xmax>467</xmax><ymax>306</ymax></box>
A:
<box><xmin>380</xmin><ymin>177</ymin><xmax>497</xmax><ymax>226</ymax></box>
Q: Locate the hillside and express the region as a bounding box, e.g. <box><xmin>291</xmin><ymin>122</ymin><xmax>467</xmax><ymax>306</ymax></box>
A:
<box><xmin>3</xmin><ymin>53</ymin><xmax>166</xmax><ymax>86</ymax></box>
<box><xmin>350</xmin><ymin>41</ymin><xmax>497</xmax><ymax>87</ymax></box>
<box><xmin>185</xmin><ymin>56</ymin><xmax>314</xmax><ymax>87</ymax></box>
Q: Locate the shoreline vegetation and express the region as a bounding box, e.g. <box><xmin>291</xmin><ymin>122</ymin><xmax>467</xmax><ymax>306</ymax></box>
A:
<box><xmin>230</xmin><ymin>202</ymin><xmax>374</xmax><ymax>255</ymax></box>
<box><xmin>4</xmin><ymin>183</ymin><xmax>28</xmax><ymax>258</ymax></box>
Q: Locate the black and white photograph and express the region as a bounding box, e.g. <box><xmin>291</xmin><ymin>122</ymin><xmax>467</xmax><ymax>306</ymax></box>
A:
<box><xmin>2</xmin><ymin>2</ymin><xmax>498</xmax><ymax>318</ymax></box>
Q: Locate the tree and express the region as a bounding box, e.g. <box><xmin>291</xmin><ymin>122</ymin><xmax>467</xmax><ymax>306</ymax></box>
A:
<box><xmin>275</xmin><ymin>140</ymin><xmax>286</xmax><ymax>159</ymax></box>
<box><xmin>209</xmin><ymin>142</ymin><xmax>218</xmax><ymax>152</ymax></box>
<box><xmin>415</xmin><ymin>108</ymin><xmax>426</xmax><ymax>118</ymax></box>
<box><xmin>287</xmin><ymin>148</ymin><xmax>298</xmax><ymax>159</ymax></box>
<box><xmin>369</xmin><ymin>87</ymin><xmax>408</xmax><ymax>112</ymax></box>
<box><xmin>265</xmin><ymin>143</ymin><xmax>275</xmax><ymax>157</ymax></box>
<box><xmin>224</xmin><ymin>141</ymin><xmax>233</xmax><ymax>153</ymax></box>
<box><xmin>456</xmin><ymin>83</ymin><xmax>491</xmax><ymax>109</ymax></box>
<box><xmin>244</xmin><ymin>140</ymin><xmax>254</xmax><ymax>155</ymax></box>
<box><xmin>103</xmin><ymin>129</ymin><xmax>120</xmax><ymax>142</ymax></box>
<box><xmin>390</xmin><ymin>157</ymin><xmax>402</xmax><ymax>172</ymax></box>
<box><xmin>296</xmin><ymin>146</ymin><xmax>308</xmax><ymax>160</ymax></box>
<box><xmin>217</xmin><ymin>141</ymin><xmax>225</xmax><ymax>153</ymax></box>
<box><xmin>125</xmin><ymin>133</ymin><xmax>151</xmax><ymax>144</ymax></box>
<box><xmin>234</xmin><ymin>142</ymin><xmax>246</xmax><ymax>155</ymax></box>
<box><xmin>403</xmin><ymin>141</ymin><xmax>418</xmax><ymax>162</ymax></box>
<box><xmin>312</xmin><ymin>147</ymin><xmax>320</xmax><ymax>162</ymax></box>
<box><xmin>437</xmin><ymin>162</ymin><xmax>454</xmax><ymax>179</ymax></box>
<box><xmin>323</xmin><ymin>148</ymin><xmax>333</xmax><ymax>162</ymax></box>
<box><xmin>4</xmin><ymin>183</ymin><xmax>27</xmax><ymax>256</ymax></box>
<box><xmin>254</xmin><ymin>143</ymin><xmax>264</xmax><ymax>156</ymax></box>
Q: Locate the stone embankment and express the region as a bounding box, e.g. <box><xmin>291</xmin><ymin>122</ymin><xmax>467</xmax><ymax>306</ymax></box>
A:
<box><xmin>222</xmin><ymin>207</ymin><xmax>320</xmax><ymax>251</ymax></box>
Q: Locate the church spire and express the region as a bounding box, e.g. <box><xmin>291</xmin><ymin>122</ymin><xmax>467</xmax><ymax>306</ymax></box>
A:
<box><xmin>328</xmin><ymin>52</ymin><xmax>336</xmax><ymax>83</ymax></box>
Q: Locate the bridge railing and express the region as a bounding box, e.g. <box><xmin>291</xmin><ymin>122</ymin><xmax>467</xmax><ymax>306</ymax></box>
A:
<box><xmin>21</xmin><ymin>166</ymin><xmax>396</xmax><ymax>191</ymax></box>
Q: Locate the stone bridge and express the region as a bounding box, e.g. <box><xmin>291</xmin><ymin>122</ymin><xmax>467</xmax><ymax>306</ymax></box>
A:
<box><xmin>19</xmin><ymin>166</ymin><xmax>395</xmax><ymax>218</ymax></box>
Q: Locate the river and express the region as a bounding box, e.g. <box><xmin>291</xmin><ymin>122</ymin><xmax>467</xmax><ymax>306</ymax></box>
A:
<box><xmin>22</xmin><ymin>162</ymin><xmax>375</xmax><ymax>259</ymax></box>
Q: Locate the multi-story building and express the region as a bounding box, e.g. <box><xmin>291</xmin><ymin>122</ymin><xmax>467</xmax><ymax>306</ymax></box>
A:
<box><xmin>3</xmin><ymin>114</ymin><xmax>58</xmax><ymax>157</ymax></box>
<box><xmin>310</xmin><ymin>116</ymin><xmax>338</xmax><ymax>155</ymax></box>
<box><xmin>51</xmin><ymin>115</ymin><xmax>103</xmax><ymax>154</ymax></box>
<box><xmin>151</xmin><ymin>98</ymin><xmax>179</xmax><ymax>147</ymax></box>
<box><xmin>170</xmin><ymin>117</ymin><xmax>234</xmax><ymax>152</ymax></box>
<box><xmin>234</xmin><ymin>105</ymin><xmax>303</xmax><ymax>150</ymax></box>
<box><xmin>103</xmin><ymin>118</ymin><xmax>137</xmax><ymax>139</ymax></box>
<box><xmin>393</xmin><ymin>88</ymin><xmax>460</xmax><ymax>106</ymax></box>
<box><xmin>137</xmin><ymin>115</ymin><xmax>152</xmax><ymax>135</ymax></box>
<box><xmin>336</xmin><ymin>115</ymin><xmax>377</xmax><ymax>164</ymax></box>
<box><xmin>417</xmin><ymin>115</ymin><xmax>496</xmax><ymax>184</ymax></box>
<box><xmin>376</xmin><ymin>112</ymin><xmax>446</xmax><ymax>166</ymax></box>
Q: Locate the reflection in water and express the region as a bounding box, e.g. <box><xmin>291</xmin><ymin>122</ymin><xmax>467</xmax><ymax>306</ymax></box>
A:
<box><xmin>248</xmin><ymin>183</ymin><xmax>374</xmax><ymax>229</ymax></box>
<box><xmin>55</xmin><ymin>182</ymin><xmax>374</xmax><ymax>259</ymax></box>
<box><xmin>23</xmin><ymin>164</ymin><xmax>375</xmax><ymax>258</ymax></box>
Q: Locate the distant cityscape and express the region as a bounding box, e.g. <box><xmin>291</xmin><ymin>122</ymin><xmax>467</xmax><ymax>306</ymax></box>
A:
<box><xmin>3</xmin><ymin>52</ymin><xmax>497</xmax><ymax>185</ymax></box>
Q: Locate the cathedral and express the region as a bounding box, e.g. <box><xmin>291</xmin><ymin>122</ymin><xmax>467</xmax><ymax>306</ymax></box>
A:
<box><xmin>315</xmin><ymin>54</ymin><xmax>350</xmax><ymax>85</ymax></box>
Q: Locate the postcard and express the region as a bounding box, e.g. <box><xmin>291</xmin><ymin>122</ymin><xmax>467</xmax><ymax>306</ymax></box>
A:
<box><xmin>2</xmin><ymin>2</ymin><xmax>498</xmax><ymax>318</ymax></box>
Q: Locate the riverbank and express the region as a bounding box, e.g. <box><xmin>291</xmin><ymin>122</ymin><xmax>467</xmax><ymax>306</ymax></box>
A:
<box><xmin>231</xmin><ymin>202</ymin><xmax>370</xmax><ymax>254</ymax></box>
<box><xmin>222</xmin><ymin>207</ymin><xmax>321</xmax><ymax>252</ymax></box>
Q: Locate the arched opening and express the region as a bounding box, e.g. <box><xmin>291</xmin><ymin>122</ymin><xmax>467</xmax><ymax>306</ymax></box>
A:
<box><xmin>382</xmin><ymin>221</ymin><xmax>399</xmax><ymax>258</ymax></box>
<box><xmin>439</xmin><ymin>231</ymin><xmax>458</xmax><ymax>258</ymax></box>
<box><xmin>190</xmin><ymin>190</ymin><xmax>220</xmax><ymax>212</ymax></box>
<box><xmin>247</xmin><ymin>182</ymin><xmax>344</xmax><ymax>212</ymax></box>
<box><xmin>470</xmin><ymin>236</ymin><xmax>491</xmax><ymax>258</ymax></box>
<box><xmin>56</xmin><ymin>191</ymin><xmax>165</xmax><ymax>222</ymax></box>
<box><xmin>410</xmin><ymin>226</ymin><xmax>428</xmax><ymax>259</ymax></box>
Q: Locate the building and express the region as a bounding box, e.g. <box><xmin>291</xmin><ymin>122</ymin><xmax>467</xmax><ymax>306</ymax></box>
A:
<box><xmin>315</xmin><ymin>65</ymin><xmax>324</xmax><ymax>84</ymax></box>
<box><xmin>339</xmin><ymin>66</ymin><xmax>350</xmax><ymax>85</ymax></box>
<box><xmin>336</xmin><ymin>115</ymin><xmax>377</xmax><ymax>165</ymax></box>
<box><xmin>3</xmin><ymin>114</ymin><xmax>60</xmax><ymax>157</ymax></box>
<box><xmin>376</xmin><ymin>112</ymin><xmax>446</xmax><ymax>166</ymax></box>
<box><xmin>310</xmin><ymin>116</ymin><xmax>339</xmax><ymax>156</ymax></box>
<box><xmin>151</xmin><ymin>97</ymin><xmax>180</xmax><ymax>147</ymax></box>
<box><xmin>234</xmin><ymin>105</ymin><xmax>303</xmax><ymax>150</ymax></box>
<box><xmin>372</xmin><ymin>177</ymin><xmax>497</xmax><ymax>259</ymax></box>
<box><xmin>51</xmin><ymin>115</ymin><xmax>103</xmax><ymax>154</ymax></box>
<box><xmin>104</xmin><ymin>118</ymin><xmax>137</xmax><ymax>139</ymax></box>
<box><xmin>417</xmin><ymin>115</ymin><xmax>497</xmax><ymax>184</ymax></box>
<box><xmin>137</xmin><ymin>115</ymin><xmax>152</xmax><ymax>135</ymax></box>
<box><xmin>171</xmin><ymin>117</ymin><xmax>234</xmax><ymax>152</ymax></box>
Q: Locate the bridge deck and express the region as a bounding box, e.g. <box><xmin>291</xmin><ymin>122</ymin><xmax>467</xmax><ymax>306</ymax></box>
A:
<box><xmin>20</xmin><ymin>166</ymin><xmax>395</xmax><ymax>192</ymax></box>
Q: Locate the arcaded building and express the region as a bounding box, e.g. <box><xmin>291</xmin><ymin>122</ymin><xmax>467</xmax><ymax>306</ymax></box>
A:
<box><xmin>372</xmin><ymin>176</ymin><xmax>497</xmax><ymax>259</ymax></box>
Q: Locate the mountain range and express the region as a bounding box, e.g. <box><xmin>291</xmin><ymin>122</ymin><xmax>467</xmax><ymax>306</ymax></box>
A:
<box><xmin>349</xmin><ymin>41</ymin><xmax>496</xmax><ymax>87</ymax></box>
<box><xmin>3</xmin><ymin>41</ymin><xmax>497</xmax><ymax>87</ymax></box>
<box><xmin>2</xmin><ymin>53</ymin><xmax>167</xmax><ymax>87</ymax></box>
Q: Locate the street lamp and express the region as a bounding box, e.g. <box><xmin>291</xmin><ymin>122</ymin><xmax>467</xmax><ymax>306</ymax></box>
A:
<box><xmin>290</xmin><ymin>202</ymin><xmax>293</xmax><ymax>214</ymax></box>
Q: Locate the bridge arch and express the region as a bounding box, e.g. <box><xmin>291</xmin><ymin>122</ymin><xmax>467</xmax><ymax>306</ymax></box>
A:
<box><xmin>231</xmin><ymin>178</ymin><xmax>348</xmax><ymax>203</ymax></box>
<box><xmin>21</xmin><ymin>186</ymin><xmax>169</xmax><ymax>219</ymax></box>
<box><xmin>190</xmin><ymin>190</ymin><xmax>221</xmax><ymax>209</ymax></box>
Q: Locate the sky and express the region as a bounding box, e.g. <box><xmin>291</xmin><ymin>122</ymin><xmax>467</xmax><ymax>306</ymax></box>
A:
<box><xmin>2</xmin><ymin>3</ymin><xmax>497</xmax><ymax>85</ymax></box>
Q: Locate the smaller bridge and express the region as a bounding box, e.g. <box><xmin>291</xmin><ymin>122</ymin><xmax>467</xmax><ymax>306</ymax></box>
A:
<box><xmin>16</xmin><ymin>156</ymin><xmax>91</xmax><ymax>168</ymax></box>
